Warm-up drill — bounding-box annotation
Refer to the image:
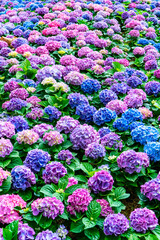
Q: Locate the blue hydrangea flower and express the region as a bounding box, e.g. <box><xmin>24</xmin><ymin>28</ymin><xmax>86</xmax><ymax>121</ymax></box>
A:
<box><xmin>113</xmin><ymin>118</ymin><xmax>129</xmax><ymax>131</ymax></box>
<box><xmin>137</xmin><ymin>38</ymin><xmax>149</xmax><ymax>45</ymax></box>
<box><xmin>81</xmin><ymin>79</ymin><xmax>101</xmax><ymax>94</ymax></box>
<box><xmin>9</xmin><ymin>116</ymin><xmax>29</xmax><ymax>132</ymax></box>
<box><xmin>93</xmin><ymin>108</ymin><xmax>116</xmax><ymax>126</ymax></box>
<box><xmin>122</xmin><ymin>109</ymin><xmax>143</xmax><ymax>123</ymax></box>
<box><xmin>99</xmin><ymin>90</ymin><xmax>118</xmax><ymax>105</ymax></box>
<box><xmin>144</xmin><ymin>142</ymin><xmax>160</xmax><ymax>162</ymax></box>
<box><xmin>131</xmin><ymin>126</ymin><xmax>159</xmax><ymax>145</ymax></box>
<box><xmin>44</xmin><ymin>106</ymin><xmax>62</xmax><ymax>122</ymax></box>
<box><xmin>98</xmin><ymin>127</ymin><xmax>111</xmax><ymax>138</ymax></box>
<box><xmin>129</xmin><ymin>121</ymin><xmax>145</xmax><ymax>131</ymax></box>
<box><xmin>75</xmin><ymin>104</ymin><xmax>96</xmax><ymax>123</ymax></box>
<box><xmin>68</xmin><ymin>93</ymin><xmax>89</xmax><ymax>109</ymax></box>
<box><xmin>23</xmin><ymin>79</ymin><xmax>36</xmax><ymax>87</ymax></box>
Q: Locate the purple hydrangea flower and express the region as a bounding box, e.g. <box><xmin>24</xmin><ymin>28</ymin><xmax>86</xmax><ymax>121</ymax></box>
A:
<box><xmin>88</xmin><ymin>170</ymin><xmax>114</xmax><ymax>193</ymax></box>
<box><xmin>98</xmin><ymin>127</ymin><xmax>111</xmax><ymax>138</ymax></box>
<box><xmin>42</xmin><ymin>161</ymin><xmax>67</xmax><ymax>184</ymax></box>
<box><xmin>56</xmin><ymin>116</ymin><xmax>79</xmax><ymax>134</ymax></box>
<box><xmin>18</xmin><ymin>222</ymin><xmax>35</xmax><ymax>240</ymax></box>
<box><xmin>101</xmin><ymin>132</ymin><xmax>123</xmax><ymax>150</ymax></box>
<box><xmin>32</xmin><ymin>123</ymin><xmax>54</xmax><ymax>137</ymax></box>
<box><xmin>35</xmin><ymin>230</ymin><xmax>61</xmax><ymax>240</ymax></box>
<box><xmin>104</xmin><ymin>213</ymin><xmax>129</xmax><ymax>236</ymax></box>
<box><xmin>68</xmin><ymin>93</ymin><xmax>89</xmax><ymax>109</ymax></box>
<box><xmin>3</xmin><ymin>98</ymin><xmax>27</xmax><ymax>111</ymax></box>
<box><xmin>44</xmin><ymin>106</ymin><xmax>61</xmax><ymax>122</ymax></box>
<box><xmin>24</xmin><ymin>149</ymin><xmax>51</xmax><ymax>173</ymax></box>
<box><xmin>8</xmin><ymin>116</ymin><xmax>29</xmax><ymax>132</ymax></box>
<box><xmin>96</xmin><ymin>199</ymin><xmax>113</xmax><ymax>217</ymax></box>
<box><xmin>0</xmin><ymin>138</ymin><xmax>13</xmax><ymax>158</ymax></box>
<box><xmin>93</xmin><ymin>108</ymin><xmax>117</xmax><ymax>126</ymax></box>
<box><xmin>11</xmin><ymin>165</ymin><xmax>36</xmax><ymax>191</ymax></box>
<box><xmin>130</xmin><ymin>208</ymin><xmax>158</xmax><ymax>233</ymax></box>
<box><xmin>145</xmin><ymin>81</ymin><xmax>160</xmax><ymax>96</ymax></box>
<box><xmin>99</xmin><ymin>89</ymin><xmax>118</xmax><ymax>105</ymax></box>
<box><xmin>85</xmin><ymin>142</ymin><xmax>106</xmax><ymax>159</ymax></box>
<box><xmin>56</xmin><ymin>225</ymin><xmax>68</xmax><ymax>240</ymax></box>
<box><xmin>58</xmin><ymin>150</ymin><xmax>74</xmax><ymax>165</ymax></box>
<box><xmin>76</xmin><ymin>104</ymin><xmax>96</xmax><ymax>123</ymax></box>
<box><xmin>117</xmin><ymin>150</ymin><xmax>149</xmax><ymax>174</ymax></box>
<box><xmin>141</xmin><ymin>175</ymin><xmax>160</xmax><ymax>201</ymax></box>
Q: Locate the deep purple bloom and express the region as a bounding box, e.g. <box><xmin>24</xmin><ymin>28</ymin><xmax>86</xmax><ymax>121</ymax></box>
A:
<box><xmin>85</xmin><ymin>142</ymin><xmax>106</xmax><ymax>159</ymax></box>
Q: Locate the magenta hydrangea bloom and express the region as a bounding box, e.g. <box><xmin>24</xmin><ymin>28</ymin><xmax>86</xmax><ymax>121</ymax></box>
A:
<box><xmin>0</xmin><ymin>194</ymin><xmax>26</xmax><ymax>224</ymax></box>
<box><xmin>106</xmin><ymin>100</ymin><xmax>127</xmax><ymax>115</ymax></box>
<box><xmin>104</xmin><ymin>213</ymin><xmax>129</xmax><ymax>236</ymax></box>
<box><xmin>85</xmin><ymin>142</ymin><xmax>106</xmax><ymax>159</ymax></box>
<box><xmin>0</xmin><ymin>138</ymin><xmax>13</xmax><ymax>158</ymax></box>
<box><xmin>56</xmin><ymin>116</ymin><xmax>79</xmax><ymax>134</ymax></box>
<box><xmin>70</xmin><ymin>124</ymin><xmax>100</xmax><ymax>150</ymax></box>
<box><xmin>0</xmin><ymin>121</ymin><xmax>15</xmax><ymax>138</ymax></box>
<box><xmin>130</xmin><ymin>208</ymin><xmax>158</xmax><ymax>233</ymax></box>
<box><xmin>67</xmin><ymin>189</ymin><xmax>92</xmax><ymax>215</ymax></box>
<box><xmin>4</xmin><ymin>81</ymin><xmax>20</xmax><ymax>92</ymax></box>
<box><xmin>32</xmin><ymin>123</ymin><xmax>54</xmax><ymax>137</ymax></box>
<box><xmin>66</xmin><ymin>177</ymin><xmax>78</xmax><ymax>189</ymax></box>
<box><xmin>42</xmin><ymin>161</ymin><xmax>67</xmax><ymax>184</ymax></box>
<box><xmin>0</xmin><ymin>167</ymin><xmax>10</xmax><ymax>186</ymax></box>
<box><xmin>117</xmin><ymin>150</ymin><xmax>150</xmax><ymax>174</ymax></box>
<box><xmin>9</xmin><ymin>88</ymin><xmax>29</xmax><ymax>100</ymax></box>
<box><xmin>88</xmin><ymin>170</ymin><xmax>114</xmax><ymax>193</ymax></box>
<box><xmin>64</xmin><ymin>71</ymin><xmax>84</xmax><ymax>85</ymax></box>
<box><xmin>43</xmin><ymin>131</ymin><xmax>64</xmax><ymax>146</ymax></box>
<box><xmin>96</xmin><ymin>199</ymin><xmax>113</xmax><ymax>217</ymax></box>
<box><xmin>31</xmin><ymin>197</ymin><xmax>64</xmax><ymax>220</ymax></box>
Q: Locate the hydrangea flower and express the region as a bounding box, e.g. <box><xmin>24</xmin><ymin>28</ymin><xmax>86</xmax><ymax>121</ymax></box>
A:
<box><xmin>144</xmin><ymin>142</ymin><xmax>160</xmax><ymax>162</ymax></box>
<box><xmin>56</xmin><ymin>225</ymin><xmax>68</xmax><ymax>240</ymax></box>
<box><xmin>31</xmin><ymin>197</ymin><xmax>64</xmax><ymax>220</ymax></box>
<box><xmin>16</xmin><ymin>130</ymin><xmax>39</xmax><ymax>145</ymax></box>
<box><xmin>43</xmin><ymin>131</ymin><xmax>64</xmax><ymax>146</ymax></box>
<box><xmin>42</xmin><ymin>161</ymin><xmax>67</xmax><ymax>184</ymax></box>
<box><xmin>103</xmin><ymin>213</ymin><xmax>129</xmax><ymax>236</ymax></box>
<box><xmin>117</xmin><ymin>150</ymin><xmax>149</xmax><ymax>174</ymax></box>
<box><xmin>9</xmin><ymin>116</ymin><xmax>29</xmax><ymax>132</ymax></box>
<box><xmin>141</xmin><ymin>175</ymin><xmax>160</xmax><ymax>201</ymax></box>
<box><xmin>66</xmin><ymin>177</ymin><xmax>78</xmax><ymax>189</ymax></box>
<box><xmin>70</xmin><ymin>124</ymin><xmax>100</xmax><ymax>150</ymax></box>
<box><xmin>130</xmin><ymin>208</ymin><xmax>158</xmax><ymax>233</ymax></box>
<box><xmin>113</xmin><ymin>118</ymin><xmax>129</xmax><ymax>132</ymax></box>
<box><xmin>106</xmin><ymin>100</ymin><xmax>127</xmax><ymax>115</ymax></box>
<box><xmin>44</xmin><ymin>106</ymin><xmax>62</xmax><ymax>122</ymax></box>
<box><xmin>122</xmin><ymin>109</ymin><xmax>143</xmax><ymax>123</ymax></box>
<box><xmin>56</xmin><ymin>116</ymin><xmax>79</xmax><ymax>134</ymax></box>
<box><xmin>32</xmin><ymin>123</ymin><xmax>54</xmax><ymax>137</ymax></box>
<box><xmin>131</xmin><ymin>126</ymin><xmax>159</xmax><ymax>145</ymax></box>
<box><xmin>0</xmin><ymin>121</ymin><xmax>15</xmax><ymax>138</ymax></box>
<box><xmin>85</xmin><ymin>142</ymin><xmax>106</xmax><ymax>159</ymax></box>
<box><xmin>67</xmin><ymin>189</ymin><xmax>92</xmax><ymax>215</ymax></box>
<box><xmin>24</xmin><ymin>149</ymin><xmax>51</xmax><ymax>173</ymax></box>
<box><xmin>81</xmin><ymin>79</ymin><xmax>101</xmax><ymax>94</ymax></box>
<box><xmin>93</xmin><ymin>108</ymin><xmax>116</xmax><ymax>126</ymax></box>
<box><xmin>35</xmin><ymin>230</ymin><xmax>60</xmax><ymax>240</ymax></box>
<box><xmin>58</xmin><ymin>150</ymin><xmax>74</xmax><ymax>165</ymax></box>
<box><xmin>68</xmin><ymin>93</ymin><xmax>89</xmax><ymax>109</ymax></box>
<box><xmin>0</xmin><ymin>168</ymin><xmax>10</xmax><ymax>187</ymax></box>
<box><xmin>96</xmin><ymin>199</ymin><xmax>113</xmax><ymax>217</ymax></box>
<box><xmin>18</xmin><ymin>222</ymin><xmax>35</xmax><ymax>240</ymax></box>
<box><xmin>76</xmin><ymin>104</ymin><xmax>96</xmax><ymax>123</ymax></box>
<box><xmin>88</xmin><ymin>170</ymin><xmax>114</xmax><ymax>193</ymax></box>
<box><xmin>98</xmin><ymin>127</ymin><xmax>111</xmax><ymax>138</ymax></box>
<box><xmin>0</xmin><ymin>138</ymin><xmax>13</xmax><ymax>158</ymax></box>
<box><xmin>101</xmin><ymin>132</ymin><xmax>123</xmax><ymax>150</ymax></box>
<box><xmin>99</xmin><ymin>89</ymin><xmax>118</xmax><ymax>105</ymax></box>
<box><xmin>145</xmin><ymin>81</ymin><xmax>160</xmax><ymax>96</ymax></box>
<box><xmin>11</xmin><ymin>165</ymin><xmax>36</xmax><ymax>191</ymax></box>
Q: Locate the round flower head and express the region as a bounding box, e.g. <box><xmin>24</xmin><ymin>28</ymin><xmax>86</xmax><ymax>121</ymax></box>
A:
<box><xmin>44</xmin><ymin>106</ymin><xmax>61</xmax><ymax>122</ymax></box>
<box><xmin>117</xmin><ymin>150</ymin><xmax>149</xmax><ymax>174</ymax></box>
<box><xmin>58</xmin><ymin>150</ymin><xmax>74</xmax><ymax>165</ymax></box>
<box><xmin>68</xmin><ymin>93</ymin><xmax>89</xmax><ymax>109</ymax></box>
<box><xmin>56</xmin><ymin>116</ymin><xmax>79</xmax><ymax>134</ymax></box>
<box><xmin>127</xmin><ymin>76</ymin><xmax>142</xmax><ymax>88</ymax></box>
<box><xmin>11</xmin><ymin>165</ymin><xmax>36</xmax><ymax>191</ymax></box>
<box><xmin>130</xmin><ymin>208</ymin><xmax>158</xmax><ymax>233</ymax></box>
<box><xmin>98</xmin><ymin>127</ymin><xmax>111</xmax><ymax>138</ymax></box>
<box><xmin>0</xmin><ymin>194</ymin><xmax>26</xmax><ymax>224</ymax></box>
<box><xmin>85</xmin><ymin>142</ymin><xmax>106</xmax><ymax>159</ymax></box>
<box><xmin>101</xmin><ymin>132</ymin><xmax>123</xmax><ymax>151</ymax></box>
<box><xmin>141</xmin><ymin>175</ymin><xmax>160</xmax><ymax>201</ymax></box>
<box><xmin>4</xmin><ymin>81</ymin><xmax>20</xmax><ymax>92</ymax></box>
<box><xmin>133</xmin><ymin>47</ymin><xmax>145</xmax><ymax>55</ymax></box>
<box><xmin>18</xmin><ymin>222</ymin><xmax>35</xmax><ymax>240</ymax></box>
<box><xmin>129</xmin><ymin>121</ymin><xmax>144</xmax><ymax>131</ymax></box>
<box><xmin>144</xmin><ymin>142</ymin><xmax>160</xmax><ymax>162</ymax></box>
<box><xmin>131</xmin><ymin>126</ymin><xmax>159</xmax><ymax>145</ymax></box>
<box><xmin>122</xmin><ymin>109</ymin><xmax>143</xmax><ymax>123</ymax></box>
<box><xmin>0</xmin><ymin>121</ymin><xmax>15</xmax><ymax>138</ymax></box>
<box><xmin>16</xmin><ymin>130</ymin><xmax>39</xmax><ymax>145</ymax></box>
<box><xmin>145</xmin><ymin>81</ymin><xmax>160</xmax><ymax>96</ymax></box>
<box><xmin>24</xmin><ymin>149</ymin><xmax>51</xmax><ymax>173</ymax></box>
<box><xmin>9</xmin><ymin>116</ymin><xmax>29</xmax><ymax>132</ymax></box>
<box><xmin>70</xmin><ymin>124</ymin><xmax>100</xmax><ymax>150</ymax></box>
<box><xmin>96</xmin><ymin>199</ymin><xmax>113</xmax><ymax>217</ymax></box>
<box><xmin>42</xmin><ymin>161</ymin><xmax>67</xmax><ymax>184</ymax></box>
<box><xmin>9</xmin><ymin>88</ymin><xmax>29</xmax><ymax>100</ymax></box>
<box><xmin>67</xmin><ymin>189</ymin><xmax>92</xmax><ymax>215</ymax></box>
<box><xmin>81</xmin><ymin>79</ymin><xmax>101</xmax><ymax>94</ymax></box>
<box><xmin>3</xmin><ymin>98</ymin><xmax>27</xmax><ymax>111</ymax></box>
<box><xmin>124</xmin><ymin>94</ymin><xmax>143</xmax><ymax>108</ymax></box>
<box><xmin>103</xmin><ymin>213</ymin><xmax>129</xmax><ymax>236</ymax></box>
<box><xmin>64</xmin><ymin>71</ymin><xmax>84</xmax><ymax>85</ymax></box>
<box><xmin>128</xmin><ymin>89</ymin><xmax>146</xmax><ymax>100</ymax></box>
<box><xmin>76</xmin><ymin>104</ymin><xmax>96</xmax><ymax>123</ymax></box>
<box><xmin>0</xmin><ymin>138</ymin><xmax>13</xmax><ymax>158</ymax></box>
<box><xmin>113</xmin><ymin>118</ymin><xmax>129</xmax><ymax>132</ymax></box>
<box><xmin>35</xmin><ymin>230</ymin><xmax>60</xmax><ymax>240</ymax></box>
<box><xmin>43</xmin><ymin>131</ymin><xmax>64</xmax><ymax>146</ymax></box>
<box><xmin>31</xmin><ymin>197</ymin><xmax>64</xmax><ymax>220</ymax></box>
<box><xmin>138</xmin><ymin>107</ymin><xmax>153</xmax><ymax>119</ymax></box>
<box><xmin>88</xmin><ymin>170</ymin><xmax>114</xmax><ymax>193</ymax></box>
<box><xmin>56</xmin><ymin>225</ymin><xmax>68</xmax><ymax>240</ymax></box>
<box><xmin>106</xmin><ymin>100</ymin><xmax>127</xmax><ymax>115</ymax></box>
<box><xmin>66</xmin><ymin>177</ymin><xmax>78</xmax><ymax>189</ymax></box>
<box><xmin>93</xmin><ymin>108</ymin><xmax>116</xmax><ymax>126</ymax></box>
<box><xmin>99</xmin><ymin>89</ymin><xmax>118</xmax><ymax>105</ymax></box>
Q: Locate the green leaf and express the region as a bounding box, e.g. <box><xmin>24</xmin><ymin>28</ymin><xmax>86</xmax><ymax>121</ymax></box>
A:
<box><xmin>22</xmin><ymin>212</ymin><xmax>34</xmax><ymax>221</ymax></box>
<box><xmin>40</xmin><ymin>184</ymin><xmax>56</xmax><ymax>197</ymax></box>
<box><xmin>152</xmin><ymin>226</ymin><xmax>160</xmax><ymax>240</ymax></box>
<box><xmin>145</xmin><ymin>235</ymin><xmax>159</xmax><ymax>240</ymax></box>
<box><xmin>75</xmin><ymin>175</ymin><xmax>87</xmax><ymax>182</ymax></box>
<box><xmin>3</xmin><ymin>229</ymin><xmax>12</xmax><ymax>240</ymax></box>
<box><xmin>112</xmin><ymin>62</ymin><xmax>126</xmax><ymax>72</ymax></box>
<box><xmin>125</xmin><ymin>173</ymin><xmax>138</xmax><ymax>182</ymax></box>
<box><xmin>0</xmin><ymin>176</ymin><xmax>11</xmax><ymax>193</ymax></box>
<box><xmin>8</xmin><ymin>157</ymin><xmax>22</xmax><ymax>168</ymax></box>
<box><xmin>82</xmin><ymin>217</ymin><xmax>96</xmax><ymax>229</ymax></box>
<box><xmin>86</xmin><ymin>200</ymin><xmax>101</xmax><ymax>219</ymax></box>
<box><xmin>65</xmin><ymin>184</ymin><xmax>83</xmax><ymax>194</ymax></box>
<box><xmin>33</xmin><ymin>213</ymin><xmax>42</xmax><ymax>224</ymax></box>
<box><xmin>3</xmin><ymin>220</ymin><xmax>18</xmax><ymax>240</ymax></box>
<box><xmin>16</xmin><ymin>71</ymin><xmax>24</xmax><ymax>79</ymax></box>
<box><xmin>58</xmin><ymin>175</ymin><xmax>68</xmax><ymax>190</ymax></box>
<box><xmin>80</xmin><ymin>162</ymin><xmax>93</xmax><ymax>174</ymax></box>
<box><xmin>84</xmin><ymin>228</ymin><xmax>100</xmax><ymax>240</ymax></box>
<box><xmin>70</xmin><ymin>220</ymin><xmax>84</xmax><ymax>233</ymax></box>
<box><xmin>114</xmin><ymin>187</ymin><xmax>130</xmax><ymax>200</ymax></box>
<box><xmin>39</xmin><ymin>216</ymin><xmax>52</xmax><ymax>229</ymax></box>
<box><xmin>129</xmin><ymin>234</ymin><xmax>140</xmax><ymax>240</ymax></box>
<box><xmin>18</xmin><ymin>190</ymin><xmax>32</xmax><ymax>201</ymax></box>
<box><xmin>60</xmin><ymin>210</ymin><xmax>69</xmax><ymax>220</ymax></box>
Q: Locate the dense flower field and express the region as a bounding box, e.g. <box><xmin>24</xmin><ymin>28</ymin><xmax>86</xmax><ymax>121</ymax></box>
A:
<box><xmin>1</xmin><ymin>0</ymin><xmax>160</xmax><ymax>239</ymax></box>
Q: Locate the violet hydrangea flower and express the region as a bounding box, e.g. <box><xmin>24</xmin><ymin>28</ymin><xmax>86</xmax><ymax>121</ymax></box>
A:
<box><xmin>35</xmin><ymin>230</ymin><xmax>60</xmax><ymax>240</ymax></box>
<box><xmin>85</xmin><ymin>142</ymin><xmax>106</xmax><ymax>159</ymax></box>
<box><xmin>56</xmin><ymin>116</ymin><xmax>79</xmax><ymax>134</ymax></box>
<box><xmin>88</xmin><ymin>170</ymin><xmax>114</xmax><ymax>193</ymax></box>
<box><xmin>58</xmin><ymin>150</ymin><xmax>74</xmax><ymax>164</ymax></box>
<box><xmin>96</xmin><ymin>199</ymin><xmax>113</xmax><ymax>217</ymax></box>
<box><xmin>103</xmin><ymin>213</ymin><xmax>129</xmax><ymax>236</ymax></box>
<box><xmin>42</xmin><ymin>161</ymin><xmax>67</xmax><ymax>184</ymax></box>
<box><xmin>130</xmin><ymin>208</ymin><xmax>158</xmax><ymax>233</ymax></box>
<box><xmin>43</xmin><ymin>131</ymin><xmax>64</xmax><ymax>146</ymax></box>
<box><xmin>0</xmin><ymin>138</ymin><xmax>13</xmax><ymax>158</ymax></box>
